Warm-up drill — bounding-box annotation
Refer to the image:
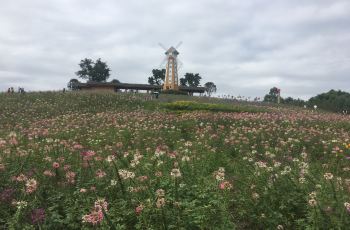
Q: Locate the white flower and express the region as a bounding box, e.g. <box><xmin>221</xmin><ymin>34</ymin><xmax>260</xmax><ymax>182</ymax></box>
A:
<box><xmin>344</xmin><ymin>202</ymin><xmax>350</xmax><ymax>210</ymax></box>
<box><xmin>170</xmin><ymin>168</ymin><xmax>182</xmax><ymax>178</ymax></box>
<box><xmin>252</xmin><ymin>192</ymin><xmax>260</xmax><ymax>199</ymax></box>
<box><xmin>301</xmin><ymin>152</ymin><xmax>307</xmax><ymax>159</ymax></box>
<box><xmin>118</xmin><ymin>169</ymin><xmax>135</xmax><ymax>179</ymax></box>
<box><xmin>106</xmin><ymin>155</ymin><xmax>115</xmax><ymax>163</ymax></box>
<box><xmin>181</xmin><ymin>156</ymin><xmax>190</xmax><ymax>162</ymax></box>
<box><xmin>111</xmin><ymin>180</ymin><xmax>117</xmax><ymax>186</ymax></box>
<box><xmin>213</xmin><ymin>167</ymin><xmax>225</xmax><ymax>181</ymax></box>
<box><xmin>154</xmin><ymin>149</ymin><xmax>165</xmax><ymax>157</ymax></box>
<box><xmin>13</xmin><ymin>200</ymin><xmax>28</xmax><ymax>209</ymax></box>
<box><xmin>156</xmin><ymin>189</ymin><xmax>165</xmax><ymax>197</ymax></box>
<box><xmin>309</xmin><ymin>191</ymin><xmax>317</xmax><ymax>199</ymax></box>
<box><xmin>308</xmin><ymin>199</ymin><xmax>317</xmax><ymax>207</ymax></box>
<box><xmin>324</xmin><ymin>173</ymin><xmax>333</xmax><ymax>180</ymax></box>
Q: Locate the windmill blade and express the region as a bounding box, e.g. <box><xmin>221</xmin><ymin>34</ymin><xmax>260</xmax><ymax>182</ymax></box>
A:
<box><xmin>158</xmin><ymin>42</ymin><xmax>167</xmax><ymax>51</ymax></box>
<box><xmin>175</xmin><ymin>41</ymin><xmax>183</xmax><ymax>49</ymax></box>
<box><xmin>177</xmin><ymin>59</ymin><xmax>183</xmax><ymax>69</ymax></box>
<box><xmin>158</xmin><ymin>57</ymin><xmax>168</xmax><ymax>69</ymax></box>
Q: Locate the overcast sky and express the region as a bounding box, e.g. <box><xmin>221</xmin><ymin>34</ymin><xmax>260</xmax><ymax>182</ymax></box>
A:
<box><xmin>0</xmin><ymin>0</ymin><xmax>349</xmax><ymax>99</ymax></box>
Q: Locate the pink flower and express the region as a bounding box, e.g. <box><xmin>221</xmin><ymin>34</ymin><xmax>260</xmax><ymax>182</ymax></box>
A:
<box><xmin>219</xmin><ymin>181</ymin><xmax>233</xmax><ymax>190</ymax></box>
<box><xmin>135</xmin><ymin>204</ymin><xmax>144</xmax><ymax>215</ymax></box>
<box><xmin>137</xmin><ymin>176</ymin><xmax>148</xmax><ymax>182</ymax></box>
<box><xmin>73</xmin><ymin>144</ymin><xmax>83</xmax><ymax>150</ymax></box>
<box><xmin>80</xmin><ymin>150</ymin><xmax>96</xmax><ymax>161</ymax></box>
<box><xmin>52</xmin><ymin>162</ymin><xmax>60</xmax><ymax>169</ymax></box>
<box><xmin>9</xmin><ymin>137</ymin><xmax>18</xmax><ymax>145</ymax></box>
<box><xmin>0</xmin><ymin>139</ymin><xmax>7</xmax><ymax>148</ymax></box>
<box><xmin>94</xmin><ymin>198</ymin><xmax>108</xmax><ymax>212</ymax></box>
<box><xmin>30</xmin><ymin>208</ymin><xmax>45</xmax><ymax>224</ymax></box>
<box><xmin>82</xmin><ymin>210</ymin><xmax>104</xmax><ymax>225</ymax></box>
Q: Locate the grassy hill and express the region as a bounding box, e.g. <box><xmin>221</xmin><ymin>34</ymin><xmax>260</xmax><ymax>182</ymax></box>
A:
<box><xmin>0</xmin><ymin>91</ymin><xmax>350</xmax><ymax>229</ymax></box>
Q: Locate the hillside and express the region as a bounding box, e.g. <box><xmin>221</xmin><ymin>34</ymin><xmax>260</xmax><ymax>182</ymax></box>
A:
<box><xmin>0</xmin><ymin>92</ymin><xmax>350</xmax><ymax>229</ymax></box>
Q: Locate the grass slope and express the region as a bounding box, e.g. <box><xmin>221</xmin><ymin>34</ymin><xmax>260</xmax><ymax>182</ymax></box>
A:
<box><xmin>0</xmin><ymin>91</ymin><xmax>350</xmax><ymax>229</ymax></box>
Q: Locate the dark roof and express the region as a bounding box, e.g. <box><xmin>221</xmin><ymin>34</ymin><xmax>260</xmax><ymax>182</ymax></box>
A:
<box><xmin>74</xmin><ymin>82</ymin><xmax>205</xmax><ymax>93</ymax></box>
<box><xmin>179</xmin><ymin>86</ymin><xmax>206</xmax><ymax>93</ymax></box>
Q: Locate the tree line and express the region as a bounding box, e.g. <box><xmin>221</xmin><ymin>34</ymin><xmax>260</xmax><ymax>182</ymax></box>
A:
<box><xmin>68</xmin><ymin>58</ymin><xmax>217</xmax><ymax>96</ymax></box>
<box><xmin>147</xmin><ymin>69</ymin><xmax>217</xmax><ymax>96</ymax></box>
<box><xmin>264</xmin><ymin>87</ymin><xmax>350</xmax><ymax>113</ymax></box>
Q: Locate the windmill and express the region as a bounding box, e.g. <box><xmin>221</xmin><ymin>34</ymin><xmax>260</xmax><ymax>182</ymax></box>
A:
<box><xmin>158</xmin><ymin>42</ymin><xmax>183</xmax><ymax>90</ymax></box>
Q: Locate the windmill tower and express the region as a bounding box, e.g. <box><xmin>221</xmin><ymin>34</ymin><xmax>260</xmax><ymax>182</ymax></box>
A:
<box><xmin>159</xmin><ymin>42</ymin><xmax>182</xmax><ymax>90</ymax></box>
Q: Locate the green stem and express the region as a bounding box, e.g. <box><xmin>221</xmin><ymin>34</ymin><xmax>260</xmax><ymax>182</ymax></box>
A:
<box><xmin>161</xmin><ymin>208</ymin><xmax>168</xmax><ymax>230</ymax></box>
<box><xmin>111</xmin><ymin>160</ymin><xmax>126</xmax><ymax>197</ymax></box>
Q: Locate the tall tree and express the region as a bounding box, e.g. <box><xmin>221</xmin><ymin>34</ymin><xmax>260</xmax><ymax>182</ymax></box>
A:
<box><xmin>264</xmin><ymin>87</ymin><xmax>280</xmax><ymax>103</ymax></box>
<box><xmin>179</xmin><ymin>73</ymin><xmax>202</xmax><ymax>87</ymax></box>
<box><xmin>204</xmin><ymin>82</ymin><xmax>217</xmax><ymax>96</ymax></box>
<box><xmin>148</xmin><ymin>69</ymin><xmax>165</xmax><ymax>85</ymax></box>
<box><xmin>91</xmin><ymin>58</ymin><xmax>110</xmax><ymax>82</ymax></box>
<box><xmin>75</xmin><ymin>58</ymin><xmax>94</xmax><ymax>80</ymax></box>
<box><xmin>75</xmin><ymin>58</ymin><xmax>110</xmax><ymax>82</ymax></box>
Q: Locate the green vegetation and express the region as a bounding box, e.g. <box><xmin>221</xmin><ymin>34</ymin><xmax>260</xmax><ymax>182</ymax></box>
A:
<box><xmin>264</xmin><ymin>87</ymin><xmax>350</xmax><ymax>113</ymax></box>
<box><xmin>76</xmin><ymin>58</ymin><xmax>111</xmax><ymax>82</ymax></box>
<box><xmin>309</xmin><ymin>90</ymin><xmax>350</xmax><ymax>113</ymax></box>
<box><xmin>163</xmin><ymin>100</ymin><xmax>266</xmax><ymax>113</ymax></box>
<box><xmin>0</xmin><ymin>91</ymin><xmax>350</xmax><ymax>229</ymax></box>
<box><xmin>148</xmin><ymin>69</ymin><xmax>166</xmax><ymax>86</ymax></box>
<box><xmin>179</xmin><ymin>73</ymin><xmax>202</xmax><ymax>87</ymax></box>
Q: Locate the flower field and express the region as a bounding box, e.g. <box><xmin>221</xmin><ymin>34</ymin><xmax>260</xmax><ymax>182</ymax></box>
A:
<box><xmin>0</xmin><ymin>92</ymin><xmax>350</xmax><ymax>229</ymax></box>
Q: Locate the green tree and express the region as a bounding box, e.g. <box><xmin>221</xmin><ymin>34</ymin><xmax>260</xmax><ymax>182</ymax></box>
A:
<box><xmin>75</xmin><ymin>58</ymin><xmax>110</xmax><ymax>82</ymax></box>
<box><xmin>283</xmin><ymin>97</ymin><xmax>305</xmax><ymax>107</ymax></box>
<box><xmin>308</xmin><ymin>90</ymin><xmax>350</xmax><ymax>113</ymax></box>
<box><xmin>148</xmin><ymin>69</ymin><xmax>165</xmax><ymax>85</ymax></box>
<box><xmin>264</xmin><ymin>87</ymin><xmax>280</xmax><ymax>103</ymax></box>
<box><xmin>110</xmin><ymin>79</ymin><xmax>120</xmax><ymax>84</ymax></box>
<box><xmin>180</xmin><ymin>78</ymin><xmax>187</xmax><ymax>86</ymax></box>
<box><xmin>180</xmin><ymin>73</ymin><xmax>202</xmax><ymax>87</ymax></box>
<box><xmin>204</xmin><ymin>82</ymin><xmax>217</xmax><ymax>96</ymax></box>
<box><xmin>67</xmin><ymin>78</ymin><xmax>80</xmax><ymax>90</ymax></box>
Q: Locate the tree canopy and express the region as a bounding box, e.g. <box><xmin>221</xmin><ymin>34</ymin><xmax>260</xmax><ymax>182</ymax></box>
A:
<box><xmin>75</xmin><ymin>58</ymin><xmax>110</xmax><ymax>82</ymax></box>
<box><xmin>204</xmin><ymin>82</ymin><xmax>217</xmax><ymax>96</ymax></box>
<box><xmin>263</xmin><ymin>87</ymin><xmax>280</xmax><ymax>103</ymax></box>
<box><xmin>148</xmin><ymin>69</ymin><xmax>165</xmax><ymax>85</ymax></box>
<box><xmin>110</xmin><ymin>79</ymin><xmax>121</xmax><ymax>84</ymax></box>
<box><xmin>179</xmin><ymin>73</ymin><xmax>202</xmax><ymax>87</ymax></box>
<box><xmin>67</xmin><ymin>78</ymin><xmax>80</xmax><ymax>90</ymax></box>
<box><xmin>309</xmin><ymin>90</ymin><xmax>350</xmax><ymax>113</ymax></box>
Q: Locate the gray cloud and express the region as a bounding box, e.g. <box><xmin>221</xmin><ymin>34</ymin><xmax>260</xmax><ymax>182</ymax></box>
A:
<box><xmin>0</xmin><ymin>0</ymin><xmax>349</xmax><ymax>99</ymax></box>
